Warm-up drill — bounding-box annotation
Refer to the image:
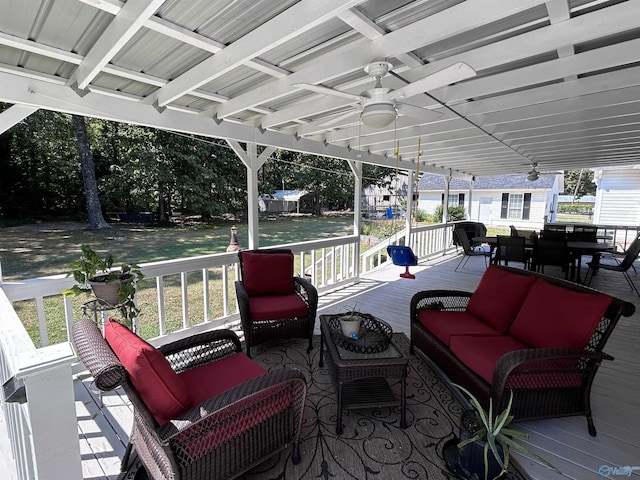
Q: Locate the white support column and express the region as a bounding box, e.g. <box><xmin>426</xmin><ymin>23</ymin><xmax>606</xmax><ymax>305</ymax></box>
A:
<box><xmin>347</xmin><ymin>160</ymin><xmax>362</xmax><ymax>280</ymax></box>
<box><xmin>17</xmin><ymin>343</ymin><xmax>81</xmax><ymax>480</ymax></box>
<box><xmin>405</xmin><ymin>170</ymin><xmax>415</xmax><ymax>248</ymax></box>
<box><xmin>467</xmin><ymin>178</ymin><xmax>474</xmax><ymax>221</ymax></box>
<box><xmin>227</xmin><ymin>141</ymin><xmax>274</xmax><ymax>250</ymax></box>
<box><xmin>442</xmin><ymin>172</ymin><xmax>451</xmax><ymax>224</ymax></box>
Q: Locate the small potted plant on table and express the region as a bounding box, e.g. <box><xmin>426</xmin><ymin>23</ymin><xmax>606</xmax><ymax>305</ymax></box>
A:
<box><xmin>62</xmin><ymin>244</ymin><xmax>144</xmax><ymax>325</ymax></box>
<box><xmin>444</xmin><ymin>384</ymin><xmax>560</xmax><ymax>480</ymax></box>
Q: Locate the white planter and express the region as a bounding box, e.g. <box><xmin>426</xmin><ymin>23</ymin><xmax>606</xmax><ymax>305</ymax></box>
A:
<box><xmin>339</xmin><ymin>316</ymin><xmax>362</xmax><ymax>338</ymax></box>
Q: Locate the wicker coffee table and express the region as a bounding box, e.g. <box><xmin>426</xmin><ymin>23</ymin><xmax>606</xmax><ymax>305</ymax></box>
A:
<box><xmin>319</xmin><ymin>314</ymin><xmax>409</xmax><ymax>435</ymax></box>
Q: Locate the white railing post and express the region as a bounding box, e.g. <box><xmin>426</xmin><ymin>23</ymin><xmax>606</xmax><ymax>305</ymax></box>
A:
<box><xmin>16</xmin><ymin>344</ymin><xmax>81</xmax><ymax>480</ymax></box>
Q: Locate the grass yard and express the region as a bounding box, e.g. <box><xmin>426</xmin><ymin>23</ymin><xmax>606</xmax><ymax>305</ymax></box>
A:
<box><xmin>1</xmin><ymin>214</ymin><xmax>402</xmax><ymax>345</ymax></box>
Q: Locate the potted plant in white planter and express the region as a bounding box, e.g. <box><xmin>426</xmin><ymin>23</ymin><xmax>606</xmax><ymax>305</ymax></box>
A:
<box><xmin>62</xmin><ymin>244</ymin><xmax>144</xmax><ymax>324</ymax></box>
<box><xmin>337</xmin><ymin>310</ymin><xmax>366</xmax><ymax>338</ymax></box>
<box><xmin>447</xmin><ymin>384</ymin><xmax>560</xmax><ymax>480</ymax></box>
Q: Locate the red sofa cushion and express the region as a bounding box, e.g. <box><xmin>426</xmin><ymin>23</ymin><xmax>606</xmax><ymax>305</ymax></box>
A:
<box><xmin>104</xmin><ymin>319</ymin><xmax>194</xmax><ymax>425</ymax></box>
<box><xmin>450</xmin><ymin>334</ymin><xmax>529</xmax><ymax>384</ymax></box>
<box><xmin>180</xmin><ymin>352</ymin><xmax>268</xmax><ymax>404</ymax></box>
<box><xmin>509</xmin><ymin>278</ymin><xmax>612</xmax><ymax>349</ymax></box>
<box><xmin>419</xmin><ymin>310</ymin><xmax>499</xmax><ymax>346</ymax></box>
<box><xmin>466</xmin><ymin>265</ymin><xmax>536</xmax><ymax>333</ymax></box>
<box><xmin>248</xmin><ymin>294</ymin><xmax>308</xmax><ymax>321</ymax></box>
<box><xmin>242</xmin><ymin>251</ymin><xmax>295</xmax><ymax>296</ymax></box>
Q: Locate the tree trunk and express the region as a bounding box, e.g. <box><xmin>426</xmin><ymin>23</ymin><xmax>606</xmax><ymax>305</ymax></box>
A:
<box><xmin>72</xmin><ymin>115</ymin><xmax>110</xmax><ymax>230</ymax></box>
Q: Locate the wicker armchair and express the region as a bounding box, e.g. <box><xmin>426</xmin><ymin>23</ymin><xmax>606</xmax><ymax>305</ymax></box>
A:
<box><xmin>410</xmin><ymin>267</ymin><xmax>635</xmax><ymax>436</ymax></box>
<box><xmin>235</xmin><ymin>248</ymin><xmax>318</xmax><ymax>358</ymax></box>
<box><xmin>72</xmin><ymin>318</ymin><xmax>306</xmax><ymax>480</ymax></box>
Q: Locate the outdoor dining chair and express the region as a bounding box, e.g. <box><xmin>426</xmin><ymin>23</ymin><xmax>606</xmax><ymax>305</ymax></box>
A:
<box><xmin>585</xmin><ymin>234</ymin><xmax>640</xmax><ymax>297</ymax></box>
<box><xmin>453</xmin><ymin>229</ymin><xmax>492</xmax><ymax>272</ymax></box>
<box><xmin>236</xmin><ymin>248</ymin><xmax>318</xmax><ymax>358</ymax></box>
<box><xmin>71</xmin><ymin>318</ymin><xmax>306</xmax><ymax>480</ymax></box>
<box><xmin>494</xmin><ymin>235</ymin><xmax>531</xmax><ymax>269</ymax></box>
<box><xmin>534</xmin><ymin>237</ymin><xmax>570</xmax><ymax>279</ymax></box>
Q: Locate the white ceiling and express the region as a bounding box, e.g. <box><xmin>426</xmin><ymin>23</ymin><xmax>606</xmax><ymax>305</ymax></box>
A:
<box><xmin>1</xmin><ymin>0</ymin><xmax>640</xmax><ymax>180</ymax></box>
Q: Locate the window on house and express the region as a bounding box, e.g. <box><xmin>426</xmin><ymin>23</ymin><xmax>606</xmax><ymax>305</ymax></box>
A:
<box><xmin>501</xmin><ymin>193</ymin><xmax>531</xmax><ymax>220</ymax></box>
<box><xmin>441</xmin><ymin>193</ymin><xmax>465</xmax><ymax>207</ymax></box>
<box><xmin>383</xmin><ymin>195</ymin><xmax>390</xmax><ymax>202</ymax></box>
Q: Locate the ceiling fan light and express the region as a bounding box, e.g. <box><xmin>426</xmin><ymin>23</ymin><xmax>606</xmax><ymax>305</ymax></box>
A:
<box><xmin>527</xmin><ymin>172</ymin><xmax>539</xmax><ymax>181</ymax></box>
<box><xmin>361</xmin><ymin>103</ymin><xmax>396</xmax><ymax>128</ymax></box>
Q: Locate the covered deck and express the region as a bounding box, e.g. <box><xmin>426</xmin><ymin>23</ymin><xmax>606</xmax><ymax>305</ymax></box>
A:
<box><xmin>38</xmin><ymin>250</ymin><xmax>640</xmax><ymax>480</ymax></box>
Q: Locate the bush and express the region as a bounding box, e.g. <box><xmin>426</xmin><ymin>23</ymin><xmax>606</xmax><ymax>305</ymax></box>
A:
<box><xmin>427</xmin><ymin>205</ymin><xmax>466</xmax><ymax>223</ymax></box>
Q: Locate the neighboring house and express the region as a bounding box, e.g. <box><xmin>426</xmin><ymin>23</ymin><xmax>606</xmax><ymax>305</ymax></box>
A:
<box><xmin>259</xmin><ymin>190</ymin><xmax>308</xmax><ymax>213</ymax></box>
<box><xmin>361</xmin><ymin>174</ymin><xmax>409</xmax><ymax>216</ymax></box>
<box><xmin>592</xmin><ymin>166</ymin><xmax>640</xmax><ymax>226</ymax></box>
<box><xmin>417</xmin><ymin>173</ymin><xmax>563</xmax><ymax>229</ymax></box>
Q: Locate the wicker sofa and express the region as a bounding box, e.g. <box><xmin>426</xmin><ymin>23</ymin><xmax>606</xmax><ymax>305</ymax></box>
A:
<box><xmin>410</xmin><ymin>265</ymin><xmax>635</xmax><ymax>436</ymax></box>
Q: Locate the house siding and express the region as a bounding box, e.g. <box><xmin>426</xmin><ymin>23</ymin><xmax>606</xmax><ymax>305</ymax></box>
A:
<box><xmin>593</xmin><ymin>169</ymin><xmax>640</xmax><ymax>226</ymax></box>
<box><xmin>417</xmin><ymin>179</ymin><xmax>559</xmax><ymax>230</ymax></box>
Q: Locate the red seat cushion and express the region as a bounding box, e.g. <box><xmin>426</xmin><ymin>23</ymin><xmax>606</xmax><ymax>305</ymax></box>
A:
<box><xmin>177</xmin><ymin>354</ymin><xmax>291</xmax><ymax>459</ymax></box>
<box><xmin>241</xmin><ymin>251</ymin><xmax>295</xmax><ymax>296</ymax></box>
<box><xmin>248</xmin><ymin>293</ymin><xmax>308</xmax><ymax>321</ymax></box>
<box><xmin>466</xmin><ymin>265</ymin><xmax>536</xmax><ymax>333</ymax></box>
<box><xmin>104</xmin><ymin>319</ymin><xmax>194</xmax><ymax>425</ymax></box>
<box><xmin>419</xmin><ymin>311</ymin><xmax>499</xmax><ymax>346</ymax></box>
<box><xmin>509</xmin><ymin>278</ymin><xmax>612</xmax><ymax>349</ymax></box>
<box><xmin>180</xmin><ymin>352</ymin><xmax>268</xmax><ymax>405</ymax></box>
<box><xmin>450</xmin><ymin>334</ymin><xmax>529</xmax><ymax>384</ymax></box>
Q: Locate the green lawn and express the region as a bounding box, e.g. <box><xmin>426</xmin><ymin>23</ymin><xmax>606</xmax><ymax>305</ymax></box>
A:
<box><xmin>1</xmin><ymin>215</ymin><xmax>401</xmax><ymax>345</ymax></box>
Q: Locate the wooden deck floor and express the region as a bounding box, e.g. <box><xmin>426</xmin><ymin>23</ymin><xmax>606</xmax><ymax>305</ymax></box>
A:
<box><xmin>74</xmin><ymin>252</ymin><xmax>640</xmax><ymax>480</ymax></box>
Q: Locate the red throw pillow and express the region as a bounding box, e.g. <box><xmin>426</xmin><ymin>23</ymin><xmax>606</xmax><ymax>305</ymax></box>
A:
<box><xmin>104</xmin><ymin>319</ymin><xmax>193</xmax><ymax>425</ymax></box>
<box><xmin>466</xmin><ymin>265</ymin><xmax>536</xmax><ymax>333</ymax></box>
<box><xmin>509</xmin><ymin>279</ymin><xmax>612</xmax><ymax>349</ymax></box>
<box><xmin>241</xmin><ymin>251</ymin><xmax>295</xmax><ymax>296</ymax></box>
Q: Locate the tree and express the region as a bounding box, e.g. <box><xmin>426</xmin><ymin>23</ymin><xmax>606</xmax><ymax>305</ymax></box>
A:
<box><xmin>72</xmin><ymin>115</ymin><xmax>110</xmax><ymax>230</ymax></box>
<box><xmin>563</xmin><ymin>169</ymin><xmax>596</xmax><ymax>199</ymax></box>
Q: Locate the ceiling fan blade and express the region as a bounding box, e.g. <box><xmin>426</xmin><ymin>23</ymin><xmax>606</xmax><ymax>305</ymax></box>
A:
<box><xmin>395</xmin><ymin>103</ymin><xmax>443</xmax><ymax>123</ymax></box>
<box><xmin>293</xmin><ymin>83</ymin><xmax>364</xmax><ymax>102</ymax></box>
<box><xmin>389</xmin><ymin>62</ymin><xmax>477</xmax><ymax>100</ymax></box>
<box><xmin>316</xmin><ymin>110</ymin><xmax>361</xmax><ymax>128</ymax></box>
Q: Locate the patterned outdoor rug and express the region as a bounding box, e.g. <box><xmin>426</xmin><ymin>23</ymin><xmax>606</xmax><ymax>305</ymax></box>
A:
<box><xmin>241</xmin><ymin>334</ymin><xmax>529</xmax><ymax>480</ymax></box>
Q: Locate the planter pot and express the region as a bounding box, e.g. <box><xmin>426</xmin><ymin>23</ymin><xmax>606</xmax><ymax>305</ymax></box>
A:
<box><xmin>338</xmin><ymin>314</ymin><xmax>363</xmax><ymax>338</ymax></box>
<box><xmin>89</xmin><ymin>273</ymin><xmax>132</xmax><ymax>306</ymax></box>
<box><xmin>443</xmin><ymin>410</ymin><xmax>505</xmax><ymax>480</ymax></box>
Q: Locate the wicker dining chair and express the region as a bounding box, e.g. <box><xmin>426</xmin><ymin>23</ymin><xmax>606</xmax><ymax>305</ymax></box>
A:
<box><xmin>235</xmin><ymin>248</ymin><xmax>318</xmax><ymax>358</ymax></box>
<box><xmin>72</xmin><ymin>318</ymin><xmax>306</xmax><ymax>480</ymax></box>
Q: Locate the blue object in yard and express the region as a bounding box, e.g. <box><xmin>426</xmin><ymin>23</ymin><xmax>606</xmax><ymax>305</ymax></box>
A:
<box><xmin>386</xmin><ymin>207</ymin><xmax>393</xmax><ymax>219</ymax></box>
<box><xmin>387</xmin><ymin>245</ymin><xmax>418</xmax><ymax>279</ymax></box>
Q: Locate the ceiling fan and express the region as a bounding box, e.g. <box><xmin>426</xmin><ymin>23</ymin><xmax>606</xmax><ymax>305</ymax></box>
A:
<box><xmin>293</xmin><ymin>61</ymin><xmax>476</xmax><ymax>129</ymax></box>
<box><xmin>527</xmin><ymin>162</ymin><xmax>540</xmax><ymax>181</ymax></box>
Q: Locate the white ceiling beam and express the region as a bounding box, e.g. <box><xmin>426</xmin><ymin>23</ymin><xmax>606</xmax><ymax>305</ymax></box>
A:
<box><xmin>439</xmin><ymin>39</ymin><xmax>640</xmax><ymax>104</ymax></box>
<box><xmin>337</xmin><ymin>8</ymin><xmax>423</xmax><ymax>68</ymax></box>
<box><xmin>214</xmin><ymin>0</ymin><xmax>548</xmax><ymax>119</ymax></box>
<box><xmin>0</xmin><ymin>104</ymin><xmax>38</xmax><ymax>134</ymax></box>
<box><xmin>76</xmin><ymin>0</ymin><xmax>290</xmax><ymax>79</ymax></box>
<box><xmin>150</xmin><ymin>0</ymin><xmax>366</xmax><ymax>107</ymax></box>
<box><xmin>264</xmin><ymin>0</ymin><xmax>640</xmax><ymax>133</ymax></box>
<box><xmin>0</xmin><ymin>70</ymin><xmax>471</xmax><ymax>180</ymax></box>
<box><xmin>70</xmin><ymin>0</ymin><xmax>167</xmax><ymax>90</ymax></box>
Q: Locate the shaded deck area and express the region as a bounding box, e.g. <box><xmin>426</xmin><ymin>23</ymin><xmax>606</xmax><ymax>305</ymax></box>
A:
<box><xmin>75</xmin><ymin>251</ymin><xmax>640</xmax><ymax>479</ymax></box>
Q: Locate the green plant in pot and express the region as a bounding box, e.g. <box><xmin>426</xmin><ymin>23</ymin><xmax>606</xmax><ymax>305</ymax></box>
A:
<box><xmin>62</xmin><ymin>244</ymin><xmax>144</xmax><ymax>324</ymax></box>
<box><xmin>453</xmin><ymin>384</ymin><xmax>560</xmax><ymax>480</ymax></box>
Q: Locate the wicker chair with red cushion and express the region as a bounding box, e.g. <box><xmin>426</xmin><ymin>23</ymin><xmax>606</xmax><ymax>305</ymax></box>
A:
<box><xmin>235</xmin><ymin>249</ymin><xmax>318</xmax><ymax>358</ymax></box>
<box><xmin>72</xmin><ymin>318</ymin><xmax>306</xmax><ymax>480</ymax></box>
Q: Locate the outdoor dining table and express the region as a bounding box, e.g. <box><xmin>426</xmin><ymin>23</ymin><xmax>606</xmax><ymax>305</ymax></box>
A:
<box><xmin>566</xmin><ymin>240</ymin><xmax>614</xmax><ymax>284</ymax></box>
<box><xmin>472</xmin><ymin>236</ymin><xmax>613</xmax><ymax>283</ymax></box>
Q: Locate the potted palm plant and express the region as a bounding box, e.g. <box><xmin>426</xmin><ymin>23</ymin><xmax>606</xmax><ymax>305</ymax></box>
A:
<box><xmin>446</xmin><ymin>384</ymin><xmax>560</xmax><ymax>480</ymax></box>
<box><xmin>62</xmin><ymin>244</ymin><xmax>144</xmax><ymax>324</ymax></box>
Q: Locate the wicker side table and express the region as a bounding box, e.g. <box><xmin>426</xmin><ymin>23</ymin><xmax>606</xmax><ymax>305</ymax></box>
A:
<box><xmin>319</xmin><ymin>314</ymin><xmax>409</xmax><ymax>435</ymax></box>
